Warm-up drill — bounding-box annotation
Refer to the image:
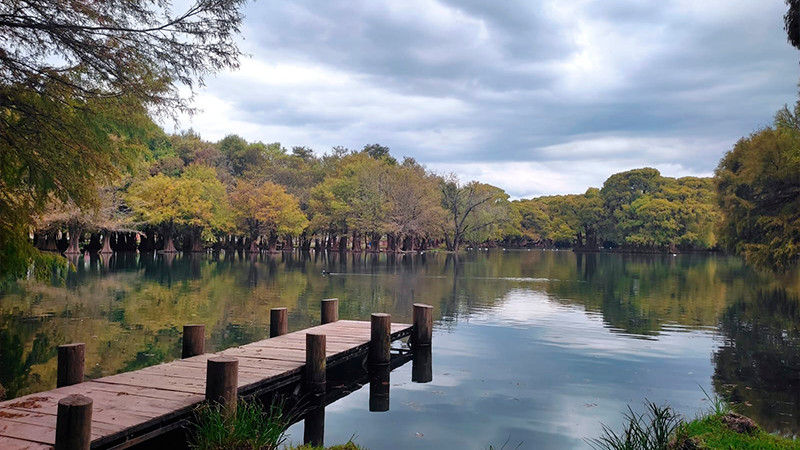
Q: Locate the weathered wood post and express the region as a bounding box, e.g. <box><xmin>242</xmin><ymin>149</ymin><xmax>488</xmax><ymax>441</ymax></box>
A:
<box><xmin>412</xmin><ymin>303</ymin><xmax>433</xmax><ymax>347</ymax></box>
<box><xmin>369</xmin><ymin>364</ymin><xmax>390</xmax><ymax>412</ymax></box>
<box><xmin>305</xmin><ymin>333</ymin><xmax>326</xmax><ymax>394</ymax></box>
<box><xmin>369</xmin><ymin>313</ymin><xmax>391</xmax><ymax>366</ymax></box>
<box><xmin>57</xmin><ymin>343</ymin><xmax>85</xmax><ymax>387</ymax></box>
<box><xmin>412</xmin><ymin>346</ymin><xmax>433</xmax><ymax>383</ymax></box>
<box><xmin>270</xmin><ymin>307</ymin><xmax>288</xmax><ymax>337</ymax></box>
<box><xmin>182</xmin><ymin>324</ymin><xmax>205</xmax><ymax>358</ymax></box>
<box><xmin>321</xmin><ymin>298</ymin><xmax>339</xmax><ymax>324</ymax></box>
<box><xmin>205</xmin><ymin>356</ymin><xmax>238</xmax><ymax>411</ymax></box>
<box><xmin>55</xmin><ymin>394</ymin><xmax>92</xmax><ymax>450</ymax></box>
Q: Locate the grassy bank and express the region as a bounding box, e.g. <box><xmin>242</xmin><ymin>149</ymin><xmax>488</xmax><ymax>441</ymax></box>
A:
<box><xmin>588</xmin><ymin>397</ymin><xmax>800</xmax><ymax>450</ymax></box>
<box><xmin>680</xmin><ymin>413</ymin><xmax>800</xmax><ymax>449</ymax></box>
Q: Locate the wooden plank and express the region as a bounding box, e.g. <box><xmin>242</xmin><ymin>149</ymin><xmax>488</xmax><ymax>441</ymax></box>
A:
<box><xmin>139</xmin><ymin>361</ymin><xmax>291</xmax><ymax>381</ymax></box>
<box><xmin>179</xmin><ymin>354</ymin><xmax>303</xmax><ymax>372</ymax></box>
<box><xmin>5</xmin><ymin>388</ymin><xmax>196</xmax><ymax>424</ymax></box>
<box><xmin>92</xmin><ymin>372</ymin><xmax>207</xmax><ymax>395</ymax></box>
<box><xmin>0</xmin><ymin>436</ymin><xmax>53</xmax><ymax>450</ymax></box>
<box><xmin>0</xmin><ymin>408</ymin><xmax>120</xmax><ymax>436</ymax></box>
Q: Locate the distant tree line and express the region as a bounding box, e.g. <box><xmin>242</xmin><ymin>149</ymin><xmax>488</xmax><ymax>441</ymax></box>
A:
<box><xmin>507</xmin><ymin>169</ymin><xmax>718</xmax><ymax>253</ymax></box>
<box><xmin>31</xmin><ymin>128</ymin><xmax>516</xmax><ymax>257</ymax></box>
<box><xmin>27</xmin><ymin>85</ymin><xmax>800</xmax><ymax>273</ymax></box>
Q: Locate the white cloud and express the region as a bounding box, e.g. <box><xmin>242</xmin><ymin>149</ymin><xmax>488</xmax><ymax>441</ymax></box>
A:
<box><xmin>162</xmin><ymin>0</ymin><xmax>797</xmax><ymax>195</ymax></box>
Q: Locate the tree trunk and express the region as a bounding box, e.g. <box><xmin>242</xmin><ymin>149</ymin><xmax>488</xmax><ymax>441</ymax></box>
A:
<box><xmin>99</xmin><ymin>231</ymin><xmax>113</xmax><ymax>254</ymax></box>
<box><xmin>351</xmin><ymin>231</ymin><xmax>362</xmax><ymax>252</ymax></box>
<box><xmin>268</xmin><ymin>231</ymin><xmax>279</xmax><ymax>252</ymax></box>
<box><xmin>246</xmin><ymin>234</ymin><xmax>260</xmax><ymax>253</ymax></box>
<box><xmin>161</xmin><ymin>226</ymin><xmax>177</xmax><ymax>253</ymax></box>
<box><xmin>64</xmin><ymin>224</ymin><xmax>83</xmax><ymax>255</ymax></box>
<box><xmin>284</xmin><ymin>234</ymin><xmax>294</xmax><ymax>251</ymax></box>
<box><xmin>338</xmin><ymin>234</ymin><xmax>348</xmax><ymax>253</ymax></box>
<box><xmin>314</xmin><ymin>238</ymin><xmax>321</xmax><ymax>251</ymax></box>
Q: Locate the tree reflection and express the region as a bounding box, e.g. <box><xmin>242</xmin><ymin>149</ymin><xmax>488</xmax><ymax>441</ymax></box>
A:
<box><xmin>713</xmin><ymin>289</ymin><xmax>800</xmax><ymax>434</ymax></box>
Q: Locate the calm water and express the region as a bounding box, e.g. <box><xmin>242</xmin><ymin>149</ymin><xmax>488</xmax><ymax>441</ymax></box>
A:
<box><xmin>2</xmin><ymin>250</ymin><xmax>800</xmax><ymax>448</ymax></box>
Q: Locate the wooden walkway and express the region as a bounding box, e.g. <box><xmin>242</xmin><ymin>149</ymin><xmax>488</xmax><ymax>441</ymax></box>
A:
<box><xmin>0</xmin><ymin>320</ymin><xmax>413</xmax><ymax>450</ymax></box>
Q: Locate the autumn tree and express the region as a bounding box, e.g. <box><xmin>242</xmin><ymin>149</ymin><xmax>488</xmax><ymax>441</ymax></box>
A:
<box><xmin>716</xmin><ymin>103</ymin><xmax>800</xmax><ymax>270</ymax></box>
<box><xmin>127</xmin><ymin>166</ymin><xmax>231</xmax><ymax>252</ymax></box>
<box><xmin>230</xmin><ymin>180</ymin><xmax>308</xmax><ymax>252</ymax></box>
<box><xmin>0</xmin><ymin>0</ymin><xmax>246</xmax><ymax>277</ymax></box>
<box><xmin>384</xmin><ymin>159</ymin><xmax>446</xmax><ymax>251</ymax></box>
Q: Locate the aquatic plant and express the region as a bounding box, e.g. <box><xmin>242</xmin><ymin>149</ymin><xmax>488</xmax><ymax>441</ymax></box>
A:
<box><xmin>189</xmin><ymin>398</ymin><xmax>292</xmax><ymax>450</ymax></box>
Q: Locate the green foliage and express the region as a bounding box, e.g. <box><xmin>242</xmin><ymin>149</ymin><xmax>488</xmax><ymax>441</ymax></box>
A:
<box><xmin>127</xmin><ymin>166</ymin><xmax>232</xmax><ymax>249</ymax></box>
<box><xmin>190</xmin><ymin>399</ymin><xmax>291</xmax><ymax>450</ymax></box>
<box><xmin>681</xmin><ymin>414</ymin><xmax>800</xmax><ymax>449</ymax></box>
<box><xmin>230</xmin><ymin>180</ymin><xmax>308</xmax><ymax>243</ymax></box>
<box><xmin>514</xmin><ymin>168</ymin><xmax>718</xmax><ymax>251</ymax></box>
<box><xmin>439</xmin><ymin>175</ymin><xmax>513</xmax><ymax>251</ymax></box>
<box><xmin>715</xmin><ymin>100</ymin><xmax>800</xmax><ymax>270</ymax></box>
<box><xmin>587</xmin><ymin>401</ymin><xmax>683</xmax><ymax>450</ymax></box>
<box><xmin>0</xmin><ymin>0</ymin><xmax>245</xmax><ymax>276</ymax></box>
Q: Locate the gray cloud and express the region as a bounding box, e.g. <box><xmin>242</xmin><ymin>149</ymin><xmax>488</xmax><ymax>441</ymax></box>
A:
<box><xmin>172</xmin><ymin>0</ymin><xmax>799</xmax><ymax>197</ymax></box>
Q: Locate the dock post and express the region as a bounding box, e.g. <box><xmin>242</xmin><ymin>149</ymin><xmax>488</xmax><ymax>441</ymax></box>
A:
<box><xmin>182</xmin><ymin>324</ymin><xmax>205</xmax><ymax>358</ymax></box>
<box><xmin>270</xmin><ymin>307</ymin><xmax>288</xmax><ymax>337</ymax></box>
<box><xmin>57</xmin><ymin>343</ymin><xmax>85</xmax><ymax>387</ymax></box>
<box><xmin>321</xmin><ymin>298</ymin><xmax>339</xmax><ymax>324</ymax></box>
<box><xmin>369</xmin><ymin>364</ymin><xmax>390</xmax><ymax>412</ymax></box>
<box><xmin>205</xmin><ymin>356</ymin><xmax>239</xmax><ymax>411</ymax></box>
<box><xmin>412</xmin><ymin>303</ymin><xmax>433</xmax><ymax>347</ymax></box>
<box><xmin>305</xmin><ymin>333</ymin><xmax>326</xmax><ymax>394</ymax></box>
<box><xmin>55</xmin><ymin>394</ymin><xmax>92</xmax><ymax>450</ymax></box>
<box><xmin>369</xmin><ymin>313</ymin><xmax>391</xmax><ymax>366</ymax></box>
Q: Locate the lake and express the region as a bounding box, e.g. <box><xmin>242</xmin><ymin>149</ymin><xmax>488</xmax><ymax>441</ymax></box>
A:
<box><xmin>1</xmin><ymin>250</ymin><xmax>799</xmax><ymax>448</ymax></box>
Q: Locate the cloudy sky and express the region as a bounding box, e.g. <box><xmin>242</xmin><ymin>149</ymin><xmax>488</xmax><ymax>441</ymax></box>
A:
<box><xmin>170</xmin><ymin>0</ymin><xmax>799</xmax><ymax>198</ymax></box>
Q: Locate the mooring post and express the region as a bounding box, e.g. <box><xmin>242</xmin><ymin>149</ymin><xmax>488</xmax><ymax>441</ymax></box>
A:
<box><xmin>182</xmin><ymin>324</ymin><xmax>205</xmax><ymax>358</ymax></box>
<box><xmin>369</xmin><ymin>313</ymin><xmax>391</xmax><ymax>366</ymax></box>
<box><xmin>205</xmin><ymin>356</ymin><xmax>239</xmax><ymax>411</ymax></box>
<box><xmin>369</xmin><ymin>364</ymin><xmax>390</xmax><ymax>412</ymax></box>
<box><xmin>321</xmin><ymin>298</ymin><xmax>339</xmax><ymax>324</ymax></box>
<box><xmin>57</xmin><ymin>343</ymin><xmax>85</xmax><ymax>387</ymax></box>
<box><xmin>55</xmin><ymin>394</ymin><xmax>92</xmax><ymax>450</ymax></box>
<box><xmin>412</xmin><ymin>303</ymin><xmax>433</xmax><ymax>347</ymax></box>
<box><xmin>305</xmin><ymin>333</ymin><xmax>326</xmax><ymax>394</ymax></box>
<box><xmin>270</xmin><ymin>307</ymin><xmax>288</xmax><ymax>337</ymax></box>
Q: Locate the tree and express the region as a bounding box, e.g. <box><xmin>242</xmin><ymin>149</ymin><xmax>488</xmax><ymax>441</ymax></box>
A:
<box><xmin>384</xmin><ymin>161</ymin><xmax>446</xmax><ymax>251</ymax></box>
<box><xmin>127</xmin><ymin>166</ymin><xmax>231</xmax><ymax>252</ymax></box>
<box><xmin>230</xmin><ymin>180</ymin><xmax>308</xmax><ymax>252</ymax></box>
<box><xmin>439</xmin><ymin>175</ymin><xmax>513</xmax><ymax>251</ymax></box>
<box><xmin>1</xmin><ymin>0</ymin><xmax>245</xmax><ymax>276</ymax></box>
<box><xmin>786</xmin><ymin>0</ymin><xmax>800</xmax><ymax>50</ymax></box>
<box><xmin>716</xmin><ymin>104</ymin><xmax>800</xmax><ymax>270</ymax></box>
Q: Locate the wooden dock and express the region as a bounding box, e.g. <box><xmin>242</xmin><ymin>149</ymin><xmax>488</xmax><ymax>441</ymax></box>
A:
<box><xmin>0</xmin><ymin>303</ymin><xmax>432</xmax><ymax>450</ymax></box>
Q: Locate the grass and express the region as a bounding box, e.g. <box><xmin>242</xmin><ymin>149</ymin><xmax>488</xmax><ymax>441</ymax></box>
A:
<box><xmin>680</xmin><ymin>414</ymin><xmax>800</xmax><ymax>449</ymax></box>
<box><xmin>587</xmin><ymin>401</ymin><xmax>682</xmax><ymax>450</ymax></box>
<box><xmin>189</xmin><ymin>398</ymin><xmax>293</xmax><ymax>450</ymax></box>
<box><xmin>284</xmin><ymin>442</ymin><xmax>364</xmax><ymax>450</ymax></box>
<box><xmin>588</xmin><ymin>390</ymin><xmax>800</xmax><ymax>450</ymax></box>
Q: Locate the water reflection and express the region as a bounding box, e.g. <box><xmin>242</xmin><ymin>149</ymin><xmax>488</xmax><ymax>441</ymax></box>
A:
<box><xmin>1</xmin><ymin>250</ymin><xmax>800</xmax><ymax>441</ymax></box>
<box><xmin>369</xmin><ymin>365</ymin><xmax>390</xmax><ymax>412</ymax></box>
<box><xmin>713</xmin><ymin>289</ymin><xmax>800</xmax><ymax>435</ymax></box>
